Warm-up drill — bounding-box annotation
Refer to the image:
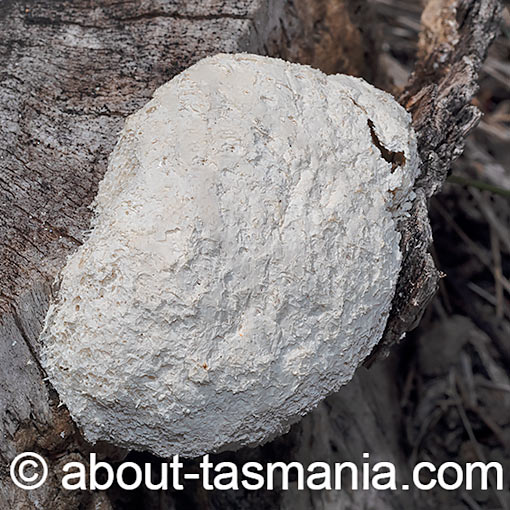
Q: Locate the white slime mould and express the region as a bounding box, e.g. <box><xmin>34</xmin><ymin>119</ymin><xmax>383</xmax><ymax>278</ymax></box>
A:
<box><xmin>40</xmin><ymin>53</ymin><xmax>420</xmax><ymax>457</ymax></box>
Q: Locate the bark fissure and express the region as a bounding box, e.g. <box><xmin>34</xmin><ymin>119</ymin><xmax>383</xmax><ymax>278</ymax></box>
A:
<box><xmin>24</xmin><ymin>11</ymin><xmax>251</xmax><ymax>28</ymax></box>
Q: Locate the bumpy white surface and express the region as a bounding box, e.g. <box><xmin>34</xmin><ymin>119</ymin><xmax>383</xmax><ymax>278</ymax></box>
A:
<box><xmin>41</xmin><ymin>53</ymin><xmax>419</xmax><ymax>457</ymax></box>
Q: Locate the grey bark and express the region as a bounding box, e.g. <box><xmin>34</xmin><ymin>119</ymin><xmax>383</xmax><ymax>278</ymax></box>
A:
<box><xmin>375</xmin><ymin>0</ymin><xmax>503</xmax><ymax>357</ymax></box>
<box><xmin>0</xmin><ymin>0</ymin><xmax>501</xmax><ymax>508</ymax></box>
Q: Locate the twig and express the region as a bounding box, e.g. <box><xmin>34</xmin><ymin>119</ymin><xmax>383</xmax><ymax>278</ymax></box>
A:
<box><xmin>409</xmin><ymin>406</ymin><xmax>446</xmax><ymax>469</ymax></box>
<box><xmin>447</xmin><ymin>175</ymin><xmax>510</xmax><ymax>199</ymax></box>
<box><xmin>451</xmin><ymin>371</ymin><xmax>509</xmax><ymax>510</ymax></box>
<box><xmin>477</xmin><ymin>379</ymin><xmax>510</xmax><ymax>393</ymax></box>
<box><xmin>461</xmin><ymin>492</ymin><xmax>484</xmax><ymax>510</ymax></box>
<box><xmin>458</xmin><ymin>367</ymin><xmax>510</xmax><ymax>450</ymax></box>
<box><xmin>467</xmin><ymin>282</ymin><xmax>510</xmax><ymax>321</ymax></box>
<box><xmin>401</xmin><ymin>361</ymin><xmax>416</xmax><ymax>408</ymax></box>
<box><xmin>434</xmin><ymin>200</ymin><xmax>510</xmax><ymax>295</ymax></box>
<box><xmin>490</xmin><ymin>226</ymin><xmax>505</xmax><ymax>320</ymax></box>
<box><xmin>470</xmin><ymin>188</ymin><xmax>510</xmax><ymax>254</ymax></box>
<box><xmin>460</xmin><ymin>352</ymin><xmax>477</xmax><ymax>408</ymax></box>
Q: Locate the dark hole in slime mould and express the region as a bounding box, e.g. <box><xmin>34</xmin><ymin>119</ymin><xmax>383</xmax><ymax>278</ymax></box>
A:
<box><xmin>367</xmin><ymin>119</ymin><xmax>406</xmax><ymax>172</ymax></box>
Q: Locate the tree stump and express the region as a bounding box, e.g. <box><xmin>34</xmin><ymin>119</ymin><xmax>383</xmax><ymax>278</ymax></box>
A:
<box><xmin>0</xmin><ymin>0</ymin><xmax>501</xmax><ymax>508</ymax></box>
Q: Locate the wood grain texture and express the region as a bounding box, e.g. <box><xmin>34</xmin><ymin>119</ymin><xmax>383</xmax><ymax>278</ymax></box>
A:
<box><xmin>0</xmin><ymin>1</ymin><xmax>380</xmax><ymax>507</ymax></box>
<box><xmin>0</xmin><ymin>0</ymin><xmax>501</xmax><ymax>508</ymax></box>
<box><xmin>0</xmin><ymin>1</ymin><xmax>297</xmax><ymax>507</ymax></box>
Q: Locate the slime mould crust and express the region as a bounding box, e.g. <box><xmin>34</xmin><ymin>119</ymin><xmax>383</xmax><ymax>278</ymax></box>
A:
<box><xmin>40</xmin><ymin>53</ymin><xmax>420</xmax><ymax>457</ymax></box>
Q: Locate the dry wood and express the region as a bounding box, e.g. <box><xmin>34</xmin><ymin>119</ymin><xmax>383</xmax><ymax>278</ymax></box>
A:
<box><xmin>0</xmin><ymin>0</ymin><xmax>502</xmax><ymax>508</ymax></box>
<box><xmin>374</xmin><ymin>0</ymin><xmax>503</xmax><ymax>356</ymax></box>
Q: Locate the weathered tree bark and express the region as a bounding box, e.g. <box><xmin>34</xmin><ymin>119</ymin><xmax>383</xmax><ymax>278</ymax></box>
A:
<box><xmin>0</xmin><ymin>0</ymin><xmax>501</xmax><ymax>508</ymax></box>
<box><xmin>0</xmin><ymin>1</ymin><xmax>383</xmax><ymax>508</ymax></box>
<box><xmin>375</xmin><ymin>0</ymin><xmax>503</xmax><ymax>357</ymax></box>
